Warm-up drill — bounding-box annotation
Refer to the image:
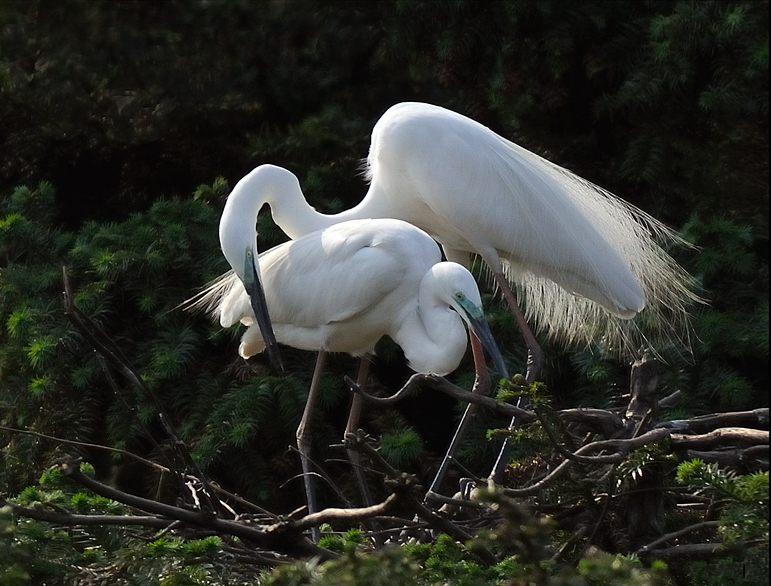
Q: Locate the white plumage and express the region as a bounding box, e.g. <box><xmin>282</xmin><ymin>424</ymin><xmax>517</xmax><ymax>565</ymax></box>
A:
<box><xmin>194</xmin><ymin>211</ymin><xmax>508</xmax><ymax>532</ymax></box>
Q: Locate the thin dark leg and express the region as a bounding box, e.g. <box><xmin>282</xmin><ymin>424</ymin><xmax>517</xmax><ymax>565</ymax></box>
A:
<box><xmin>488</xmin><ymin>271</ymin><xmax>542</xmax><ymax>484</ymax></box>
<box><xmin>296</xmin><ymin>349</ymin><xmax>327</xmax><ymax>543</ymax></box>
<box><xmin>345</xmin><ymin>356</ymin><xmax>375</xmax><ymax>507</ymax></box>
<box><xmin>491</xmin><ymin>271</ymin><xmax>544</xmax><ymax>381</ymax></box>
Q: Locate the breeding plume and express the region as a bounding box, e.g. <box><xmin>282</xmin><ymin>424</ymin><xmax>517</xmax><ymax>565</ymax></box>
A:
<box><xmin>194</xmin><ymin>216</ymin><xmax>508</xmax><ymax>535</ymax></box>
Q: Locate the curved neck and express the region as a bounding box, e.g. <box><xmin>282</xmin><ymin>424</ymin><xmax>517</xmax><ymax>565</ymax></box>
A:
<box><xmin>394</xmin><ymin>269</ymin><xmax>467</xmax><ymax>376</ymax></box>
<box><xmin>225</xmin><ymin>164</ymin><xmax>404</xmax><ymax>246</ymax></box>
<box><xmin>254</xmin><ymin>166</ymin><xmax>400</xmax><ymax>238</ymax></box>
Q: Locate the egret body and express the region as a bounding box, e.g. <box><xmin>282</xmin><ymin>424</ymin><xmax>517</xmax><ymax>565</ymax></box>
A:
<box><xmin>198</xmin><ymin>216</ymin><xmax>507</xmax><ymax>536</ymax></box>
<box><xmin>213</xmin><ymin>218</ymin><xmax>504</xmax><ymax>378</ymax></box>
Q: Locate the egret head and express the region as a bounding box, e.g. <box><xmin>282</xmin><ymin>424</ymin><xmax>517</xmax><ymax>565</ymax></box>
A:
<box><xmin>437</xmin><ymin>263</ymin><xmax>510</xmax><ymax>379</ymax></box>
<box><xmin>219</xmin><ymin>187</ymin><xmax>284</xmax><ymax>372</ymax></box>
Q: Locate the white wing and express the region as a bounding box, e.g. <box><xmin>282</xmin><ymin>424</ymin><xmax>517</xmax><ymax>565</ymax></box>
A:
<box><xmin>193</xmin><ymin>218</ymin><xmax>442</xmax><ymax>356</ymax></box>
<box><xmin>366</xmin><ymin>103</ymin><xmax>699</xmax><ymax>350</ymax></box>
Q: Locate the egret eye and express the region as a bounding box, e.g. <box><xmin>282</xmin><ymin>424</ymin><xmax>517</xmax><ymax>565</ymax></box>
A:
<box><xmin>245</xmin><ymin>249</ymin><xmax>253</xmax><ymax>259</ymax></box>
<box><xmin>455</xmin><ymin>292</ymin><xmax>464</xmax><ymax>301</ymax></box>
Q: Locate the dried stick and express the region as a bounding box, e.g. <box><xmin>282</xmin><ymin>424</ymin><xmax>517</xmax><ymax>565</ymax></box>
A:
<box><xmin>293</xmin><ymin>494</ymin><xmax>401</xmax><ymax>532</ymax></box>
<box><xmin>346</xmin><ymin>373</ymin><xmax>534</xmax><ymax>422</ymax></box>
<box><xmin>56</xmin><ymin>456</ymin><xmax>335</xmax><ymax>560</ymax></box>
<box><xmin>684</xmin><ymin>445</ymin><xmax>769</xmax><ymax>471</ymax></box>
<box><xmin>1</xmin><ymin>497</ymin><xmax>173</xmax><ymax>529</ymax></box>
<box><xmin>639</xmin><ymin>542</ymin><xmax>744</xmax><ymax>562</ymax></box>
<box><xmin>670</xmin><ymin>428</ymin><xmax>769</xmax><ymax>450</ymax></box>
<box><xmin>636</xmin><ymin>521</ymin><xmax>720</xmax><ymax>556</ymax></box>
<box><xmin>657</xmin><ymin>408</ymin><xmax>769</xmax><ymax>433</ymax></box>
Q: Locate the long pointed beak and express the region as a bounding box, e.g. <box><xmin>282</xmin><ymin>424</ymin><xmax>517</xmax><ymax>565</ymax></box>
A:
<box><xmin>466</xmin><ymin>313</ymin><xmax>509</xmax><ymax>380</ymax></box>
<box><xmin>244</xmin><ymin>251</ymin><xmax>284</xmax><ymax>372</ymax></box>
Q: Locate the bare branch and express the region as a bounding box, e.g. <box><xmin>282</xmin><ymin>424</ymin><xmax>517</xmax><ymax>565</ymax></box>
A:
<box><xmin>56</xmin><ymin>457</ymin><xmax>335</xmax><ymax>560</ymax></box>
<box><xmin>670</xmin><ymin>428</ymin><xmax>769</xmax><ymax>450</ymax></box>
<box><xmin>657</xmin><ymin>409</ymin><xmax>769</xmax><ymax>434</ymax></box>
<box><xmin>685</xmin><ymin>445</ymin><xmax>769</xmax><ymax>471</ymax></box>
<box><xmin>293</xmin><ymin>494</ymin><xmax>400</xmax><ymax>531</ymax></box>
<box><xmin>637</xmin><ymin>521</ymin><xmax>720</xmax><ymax>555</ymax></box>
<box><xmin>1</xmin><ymin>498</ymin><xmax>172</xmax><ymax>529</ymax></box>
<box><xmin>347</xmin><ymin>374</ymin><xmax>534</xmax><ymax>422</ymax></box>
<box><xmin>623</xmin><ymin>352</ymin><xmax>658</xmax><ymax>438</ymax></box>
<box><xmin>640</xmin><ymin>542</ymin><xmax>744</xmax><ymax>562</ymax></box>
<box><xmin>556</xmin><ymin>409</ymin><xmax>623</xmax><ymax>437</ymax></box>
<box><xmin>658</xmin><ymin>390</ymin><xmax>683</xmax><ymax>409</ymax></box>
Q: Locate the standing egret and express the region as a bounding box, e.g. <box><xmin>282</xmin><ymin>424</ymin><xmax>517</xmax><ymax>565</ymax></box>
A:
<box><xmin>193</xmin><ymin>216</ymin><xmax>508</xmax><ymax>537</ymax></box>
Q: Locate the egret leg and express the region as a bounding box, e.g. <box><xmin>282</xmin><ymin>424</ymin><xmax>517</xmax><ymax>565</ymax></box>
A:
<box><xmin>426</xmin><ymin>333</ymin><xmax>490</xmax><ymax>499</ymax></box>
<box><xmin>490</xmin><ymin>271</ymin><xmax>543</xmax><ymax>381</ymax></box>
<box><xmin>488</xmin><ymin>270</ymin><xmax>541</xmax><ymax>484</ymax></box>
<box><xmin>296</xmin><ymin>349</ymin><xmax>327</xmax><ymax>543</ymax></box>
<box><xmin>345</xmin><ymin>356</ymin><xmax>375</xmax><ymax>507</ymax></box>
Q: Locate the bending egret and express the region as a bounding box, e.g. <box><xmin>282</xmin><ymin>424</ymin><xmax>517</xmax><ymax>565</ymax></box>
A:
<box><xmin>194</xmin><ymin>216</ymin><xmax>508</xmax><ymax>534</ymax></box>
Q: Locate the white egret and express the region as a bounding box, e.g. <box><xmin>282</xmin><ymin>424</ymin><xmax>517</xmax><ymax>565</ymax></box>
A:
<box><xmin>193</xmin><ymin>216</ymin><xmax>508</xmax><ymax>536</ymax></box>
<box><xmin>206</xmin><ymin>101</ymin><xmax>698</xmax><ymax>493</ymax></box>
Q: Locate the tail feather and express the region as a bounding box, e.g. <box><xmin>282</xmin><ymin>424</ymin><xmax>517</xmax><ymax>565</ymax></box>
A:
<box><xmin>181</xmin><ymin>270</ymin><xmax>247</xmax><ymax>327</ymax></box>
<box><xmin>495</xmin><ymin>145</ymin><xmax>702</xmax><ymax>355</ymax></box>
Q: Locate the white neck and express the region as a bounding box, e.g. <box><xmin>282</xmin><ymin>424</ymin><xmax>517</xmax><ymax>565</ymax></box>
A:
<box><xmin>232</xmin><ymin>165</ymin><xmax>403</xmax><ymax>240</ymax></box>
<box><xmin>392</xmin><ymin>267</ymin><xmax>467</xmax><ymax>376</ymax></box>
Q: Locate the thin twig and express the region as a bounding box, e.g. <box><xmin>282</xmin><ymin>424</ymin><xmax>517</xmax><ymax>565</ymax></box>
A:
<box><xmin>637</xmin><ymin>521</ymin><xmax>721</xmax><ymax>555</ymax></box>
<box><xmin>285</xmin><ymin>444</ymin><xmax>354</xmax><ymax>508</ymax></box>
<box><xmin>0</xmin><ymin>425</ymin><xmax>169</xmax><ymax>473</ymax></box>
<box><xmin>347</xmin><ymin>374</ymin><xmax>534</xmax><ymax>421</ymax></box>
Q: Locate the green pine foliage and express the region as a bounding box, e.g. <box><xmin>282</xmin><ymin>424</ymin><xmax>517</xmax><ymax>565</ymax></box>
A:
<box><xmin>0</xmin><ymin>179</ymin><xmax>346</xmax><ymax>507</ymax></box>
<box><xmin>677</xmin><ymin>460</ymin><xmax>769</xmax><ymax>544</ymax></box>
<box><xmin>675</xmin><ymin>460</ymin><xmax>769</xmax><ymax>586</ymax></box>
<box><xmin>260</xmin><ymin>497</ymin><xmax>670</xmax><ymax>586</ymax></box>
<box><xmin>0</xmin><ymin>464</ymin><xmax>255</xmax><ymax>586</ymax></box>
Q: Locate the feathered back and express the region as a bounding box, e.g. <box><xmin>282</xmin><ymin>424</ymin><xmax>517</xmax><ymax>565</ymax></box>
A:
<box><xmin>363</xmin><ymin>102</ymin><xmax>702</xmax><ymax>357</ymax></box>
<box><xmin>491</xmin><ymin>135</ymin><xmax>702</xmax><ymax>355</ymax></box>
